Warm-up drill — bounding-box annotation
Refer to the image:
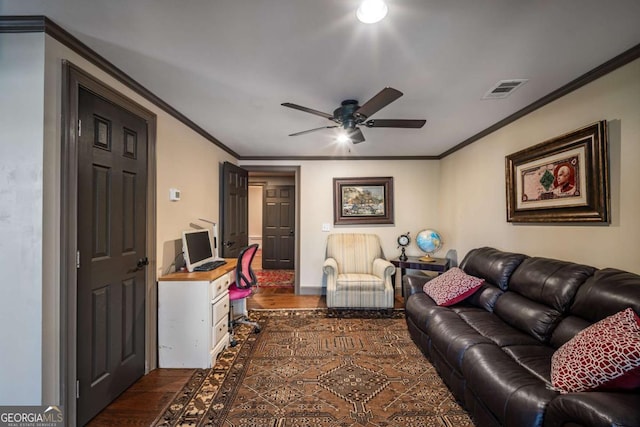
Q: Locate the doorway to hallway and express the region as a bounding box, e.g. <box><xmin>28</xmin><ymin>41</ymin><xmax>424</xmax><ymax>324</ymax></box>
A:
<box><xmin>246</xmin><ymin>168</ymin><xmax>299</xmax><ymax>293</ymax></box>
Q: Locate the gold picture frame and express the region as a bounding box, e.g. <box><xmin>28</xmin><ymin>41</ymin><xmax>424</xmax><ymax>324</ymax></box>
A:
<box><xmin>505</xmin><ymin>121</ymin><xmax>609</xmax><ymax>223</ymax></box>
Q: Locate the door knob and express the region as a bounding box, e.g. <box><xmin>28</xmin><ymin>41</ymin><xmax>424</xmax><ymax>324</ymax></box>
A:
<box><xmin>136</xmin><ymin>257</ymin><xmax>149</xmax><ymax>271</ymax></box>
<box><xmin>223</xmin><ymin>240</ymin><xmax>234</xmax><ymax>248</ymax></box>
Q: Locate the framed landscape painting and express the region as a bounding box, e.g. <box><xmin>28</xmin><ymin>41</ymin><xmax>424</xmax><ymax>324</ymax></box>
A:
<box><xmin>333</xmin><ymin>177</ymin><xmax>394</xmax><ymax>225</ymax></box>
<box><xmin>505</xmin><ymin>121</ymin><xmax>609</xmax><ymax>223</ymax></box>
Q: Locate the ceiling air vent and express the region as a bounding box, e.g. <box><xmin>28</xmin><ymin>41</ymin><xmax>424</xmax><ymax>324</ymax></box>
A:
<box><xmin>482</xmin><ymin>79</ymin><xmax>528</xmax><ymax>100</ymax></box>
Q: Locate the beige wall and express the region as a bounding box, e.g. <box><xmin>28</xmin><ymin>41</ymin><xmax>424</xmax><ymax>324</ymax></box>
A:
<box><xmin>39</xmin><ymin>35</ymin><xmax>236</xmax><ymax>403</ymax></box>
<box><xmin>248</xmin><ymin>185</ymin><xmax>263</xmax><ymax>246</ymax></box>
<box><xmin>439</xmin><ymin>58</ymin><xmax>640</xmax><ymax>273</ymax></box>
<box><xmin>155</xmin><ymin>118</ymin><xmax>236</xmax><ymax>275</ymax></box>
<box><xmin>240</xmin><ymin>159</ymin><xmax>441</xmax><ymax>293</ymax></box>
<box><xmin>6</xmin><ymin>28</ymin><xmax>639</xmax><ymax>407</ymax></box>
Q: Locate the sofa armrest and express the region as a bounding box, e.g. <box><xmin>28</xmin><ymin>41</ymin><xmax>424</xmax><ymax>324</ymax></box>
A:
<box><xmin>403</xmin><ymin>273</ymin><xmax>432</xmax><ymax>298</ymax></box>
<box><xmin>545</xmin><ymin>391</ymin><xmax>640</xmax><ymax>427</ymax></box>
<box><xmin>373</xmin><ymin>258</ymin><xmax>395</xmax><ymax>281</ymax></box>
<box><xmin>323</xmin><ymin>257</ymin><xmax>338</xmax><ymax>291</ymax></box>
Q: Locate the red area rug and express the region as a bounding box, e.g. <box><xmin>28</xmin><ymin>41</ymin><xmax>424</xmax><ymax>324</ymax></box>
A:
<box><xmin>153</xmin><ymin>310</ymin><xmax>474</xmax><ymax>426</ymax></box>
<box><xmin>255</xmin><ymin>269</ymin><xmax>294</xmax><ymax>288</ymax></box>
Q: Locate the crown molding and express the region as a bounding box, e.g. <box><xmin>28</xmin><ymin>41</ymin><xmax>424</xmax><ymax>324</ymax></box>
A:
<box><xmin>0</xmin><ymin>15</ymin><xmax>240</xmax><ymax>159</ymax></box>
<box><xmin>240</xmin><ymin>155</ymin><xmax>439</xmax><ymax>161</ymax></box>
<box><xmin>439</xmin><ymin>42</ymin><xmax>640</xmax><ymax>159</ymax></box>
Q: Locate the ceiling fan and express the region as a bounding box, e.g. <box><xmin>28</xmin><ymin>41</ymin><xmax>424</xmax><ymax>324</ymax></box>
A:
<box><xmin>281</xmin><ymin>87</ymin><xmax>426</xmax><ymax>144</ymax></box>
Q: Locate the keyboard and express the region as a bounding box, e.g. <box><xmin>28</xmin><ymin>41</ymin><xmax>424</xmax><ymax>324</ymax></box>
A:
<box><xmin>193</xmin><ymin>260</ymin><xmax>227</xmax><ymax>271</ymax></box>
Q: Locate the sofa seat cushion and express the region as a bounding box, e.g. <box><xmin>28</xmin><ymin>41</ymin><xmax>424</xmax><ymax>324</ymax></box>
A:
<box><xmin>423</xmin><ymin>267</ymin><xmax>484</xmax><ymax>306</ymax></box>
<box><xmin>336</xmin><ymin>273</ymin><xmax>385</xmax><ymax>291</ymax></box>
<box><xmin>551</xmin><ymin>307</ymin><xmax>640</xmax><ymax>393</ymax></box>
<box><xmin>502</xmin><ymin>345</ymin><xmax>554</xmax><ymax>384</ymax></box>
<box><xmin>427</xmin><ymin>309</ymin><xmax>494</xmax><ymax>373</ymax></box>
<box><xmin>457</xmin><ymin>310</ymin><xmax>540</xmax><ymax>347</ymax></box>
<box><xmin>463</xmin><ymin>343</ymin><xmax>557</xmax><ymax>427</ymax></box>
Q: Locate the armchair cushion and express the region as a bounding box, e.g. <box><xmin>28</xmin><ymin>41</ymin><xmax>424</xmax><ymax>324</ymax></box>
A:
<box><xmin>337</xmin><ymin>274</ymin><xmax>385</xmax><ymax>292</ymax></box>
<box><xmin>326</xmin><ymin>233</ymin><xmax>383</xmax><ymax>274</ymax></box>
<box><xmin>324</xmin><ymin>233</ymin><xmax>394</xmax><ymax>309</ymax></box>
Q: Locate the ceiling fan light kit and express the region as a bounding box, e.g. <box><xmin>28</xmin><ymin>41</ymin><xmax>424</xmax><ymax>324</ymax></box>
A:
<box><xmin>282</xmin><ymin>87</ymin><xmax>426</xmax><ymax>144</ymax></box>
<box><xmin>357</xmin><ymin>0</ymin><xmax>388</xmax><ymax>24</ymax></box>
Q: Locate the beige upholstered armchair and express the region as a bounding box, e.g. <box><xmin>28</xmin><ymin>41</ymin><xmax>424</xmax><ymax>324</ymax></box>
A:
<box><xmin>323</xmin><ymin>233</ymin><xmax>395</xmax><ymax>309</ymax></box>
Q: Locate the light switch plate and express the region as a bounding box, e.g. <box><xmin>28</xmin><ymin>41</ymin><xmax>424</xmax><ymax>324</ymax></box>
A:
<box><xmin>322</xmin><ymin>223</ymin><xmax>331</xmax><ymax>232</ymax></box>
<box><xmin>169</xmin><ymin>188</ymin><xmax>181</xmax><ymax>201</ymax></box>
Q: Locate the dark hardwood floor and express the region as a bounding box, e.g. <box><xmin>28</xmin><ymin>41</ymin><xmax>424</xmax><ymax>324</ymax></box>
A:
<box><xmin>87</xmin><ymin>253</ymin><xmax>404</xmax><ymax>426</ymax></box>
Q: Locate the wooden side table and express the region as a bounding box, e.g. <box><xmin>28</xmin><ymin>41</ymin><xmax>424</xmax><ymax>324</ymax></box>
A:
<box><xmin>390</xmin><ymin>256</ymin><xmax>451</xmax><ymax>297</ymax></box>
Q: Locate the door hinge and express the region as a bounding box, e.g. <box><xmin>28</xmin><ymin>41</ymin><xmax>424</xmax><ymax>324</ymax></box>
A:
<box><xmin>76</xmin><ymin>379</ymin><xmax>80</xmax><ymax>399</ymax></box>
<box><xmin>76</xmin><ymin>251</ymin><xmax>80</xmax><ymax>269</ymax></box>
<box><xmin>78</xmin><ymin>119</ymin><xmax>81</xmax><ymax>137</ymax></box>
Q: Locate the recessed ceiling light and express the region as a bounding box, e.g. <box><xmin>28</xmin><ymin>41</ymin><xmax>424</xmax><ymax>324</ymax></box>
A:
<box><xmin>357</xmin><ymin>0</ymin><xmax>388</xmax><ymax>24</ymax></box>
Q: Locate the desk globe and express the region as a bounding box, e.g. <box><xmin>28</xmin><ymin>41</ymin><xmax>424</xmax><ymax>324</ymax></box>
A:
<box><xmin>416</xmin><ymin>229</ymin><xmax>443</xmax><ymax>262</ymax></box>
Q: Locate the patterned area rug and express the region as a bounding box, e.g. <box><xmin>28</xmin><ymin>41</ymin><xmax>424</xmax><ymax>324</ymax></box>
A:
<box><xmin>255</xmin><ymin>269</ymin><xmax>295</xmax><ymax>288</ymax></box>
<box><xmin>153</xmin><ymin>310</ymin><xmax>474</xmax><ymax>427</ymax></box>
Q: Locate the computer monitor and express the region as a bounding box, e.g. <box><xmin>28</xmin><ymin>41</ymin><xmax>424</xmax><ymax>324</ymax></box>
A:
<box><xmin>182</xmin><ymin>229</ymin><xmax>215</xmax><ymax>272</ymax></box>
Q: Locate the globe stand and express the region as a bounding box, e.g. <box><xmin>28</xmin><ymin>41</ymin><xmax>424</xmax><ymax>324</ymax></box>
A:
<box><xmin>419</xmin><ymin>253</ymin><xmax>436</xmax><ymax>262</ymax></box>
<box><xmin>399</xmin><ymin>247</ymin><xmax>408</xmax><ymax>261</ymax></box>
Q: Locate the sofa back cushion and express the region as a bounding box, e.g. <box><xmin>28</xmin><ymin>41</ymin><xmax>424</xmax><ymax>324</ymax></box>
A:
<box><xmin>570</xmin><ymin>268</ymin><xmax>640</xmax><ymax>321</ymax></box>
<box><xmin>459</xmin><ymin>247</ymin><xmax>528</xmax><ymax>291</ymax></box>
<box><xmin>493</xmin><ymin>257</ymin><xmax>595</xmax><ymax>343</ymax></box>
<box><xmin>466</xmin><ymin>284</ymin><xmax>504</xmax><ymax>312</ymax></box>
<box><xmin>509</xmin><ymin>258</ymin><xmax>596</xmax><ymax>311</ymax></box>
<box><xmin>326</xmin><ymin>233</ymin><xmax>382</xmax><ymax>274</ymax></box>
<box><xmin>550</xmin><ymin>268</ymin><xmax>640</xmax><ymax>348</ymax></box>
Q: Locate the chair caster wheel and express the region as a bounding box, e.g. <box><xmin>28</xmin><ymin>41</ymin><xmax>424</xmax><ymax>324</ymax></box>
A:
<box><xmin>230</xmin><ymin>339</ymin><xmax>237</xmax><ymax>347</ymax></box>
<box><xmin>253</xmin><ymin>327</ymin><xmax>261</xmax><ymax>334</ymax></box>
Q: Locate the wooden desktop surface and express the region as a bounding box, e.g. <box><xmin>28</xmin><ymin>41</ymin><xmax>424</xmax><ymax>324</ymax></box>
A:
<box><xmin>158</xmin><ymin>259</ymin><xmax>237</xmax><ymax>281</ymax></box>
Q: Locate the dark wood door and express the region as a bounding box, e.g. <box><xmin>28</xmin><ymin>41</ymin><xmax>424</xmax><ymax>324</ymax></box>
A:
<box><xmin>220</xmin><ymin>162</ymin><xmax>248</xmax><ymax>258</ymax></box>
<box><xmin>76</xmin><ymin>88</ymin><xmax>147</xmax><ymax>425</ymax></box>
<box><xmin>262</xmin><ymin>185</ymin><xmax>295</xmax><ymax>269</ymax></box>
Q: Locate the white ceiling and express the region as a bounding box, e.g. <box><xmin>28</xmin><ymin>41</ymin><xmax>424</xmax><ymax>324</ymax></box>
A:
<box><xmin>3</xmin><ymin>0</ymin><xmax>640</xmax><ymax>158</ymax></box>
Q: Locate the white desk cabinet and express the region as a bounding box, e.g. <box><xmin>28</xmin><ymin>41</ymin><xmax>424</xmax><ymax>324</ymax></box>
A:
<box><xmin>158</xmin><ymin>261</ymin><xmax>236</xmax><ymax>368</ymax></box>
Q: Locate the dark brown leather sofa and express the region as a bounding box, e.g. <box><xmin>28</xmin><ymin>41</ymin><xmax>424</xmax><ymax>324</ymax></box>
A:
<box><xmin>404</xmin><ymin>247</ymin><xmax>640</xmax><ymax>427</ymax></box>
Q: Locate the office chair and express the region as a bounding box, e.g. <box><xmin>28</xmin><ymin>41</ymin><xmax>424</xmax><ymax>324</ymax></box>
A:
<box><xmin>228</xmin><ymin>243</ymin><xmax>261</xmax><ymax>346</ymax></box>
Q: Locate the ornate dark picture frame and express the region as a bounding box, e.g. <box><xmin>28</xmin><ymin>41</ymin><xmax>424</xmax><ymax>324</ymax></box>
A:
<box><xmin>505</xmin><ymin>121</ymin><xmax>609</xmax><ymax>223</ymax></box>
<box><xmin>333</xmin><ymin>177</ymin><xmax>394</xmax><ymax>225</ymax></box>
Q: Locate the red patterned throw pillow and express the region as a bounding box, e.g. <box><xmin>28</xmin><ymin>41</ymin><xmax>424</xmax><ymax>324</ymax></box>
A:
<box><xmin>422</xmin><ymin>267</ymin><xmax>484</xmax><ymax>306</ymax></box>
<box><xmin>551</xmin><ymin>307</ymin><xmax>640</xmax><ymax>394</ymax></box>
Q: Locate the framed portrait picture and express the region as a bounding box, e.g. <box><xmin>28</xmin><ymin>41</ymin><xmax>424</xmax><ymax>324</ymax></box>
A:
<box><xmin>505</xmin><ymin>121</ymin><xmax>609</xmax><ymax>223</ymax></box>
<box><xmin>333</xmin><ymin>177</ymin><xmax>394</xmax><ymax>225</ymax></box>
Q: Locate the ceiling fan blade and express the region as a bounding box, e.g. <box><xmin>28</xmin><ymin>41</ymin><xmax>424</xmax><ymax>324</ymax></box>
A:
<box><xmin>365</xmin><ymin>119</ymin><xmax>426</xmax><ymax>128</ymax></box>
<box><xmin>354</xmin><ymin>87</ymin><xmax>403</xmax><ymax>119</ymax></box>
<box><xmin>281</xmin><ymin>102</ymin><xmax>334</xmax><ymax>120</ymax></box>
<box><xmin>288</xmin><ymin>125</ymin><xmax>338</xmax><ymax>137</ymax></box>
<box><xmin>348</xmin><ymin>128</ymin><xmax>366</xmax><ymax>144</ymax></box>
